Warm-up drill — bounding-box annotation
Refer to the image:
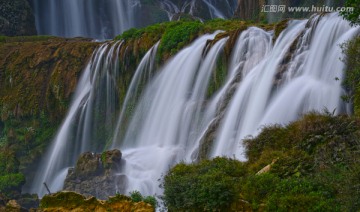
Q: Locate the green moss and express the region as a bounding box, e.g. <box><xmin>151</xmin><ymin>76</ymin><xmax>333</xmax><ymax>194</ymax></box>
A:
<box><xmin>0</xmin><ymin>149</ymin><xmax>25</xmax><ymax>198</ymax></box>
<box><xmin>40</xmin><ymin>192</ymin><xmax>88</xmax><ymax>209</ymax></box>
<box><xmin>159</xmin><ymin>21</ymin><xmax>202</xmax><ymax>56</ymax></box>
<box><xmin>341</xmin><ymin>37</ymin><xmax>360</xmax><ymax>116</ymax></box>
<box><xmin>273</xmin><ymin>19</ymin><xmax>290</xmax><ymax>42</ymax></box>
<box><xmin>40</xmin><ymin>191</ymin><xmax>155</xmax><ymax>211</ymax></box>
<box><xmin>115</xmin><ymin>19</ymin><xmax>276</xmax><ymax>62</ymax></box>
<box><xmin>0</xmin><ymin>38</ymin><xmax>98</xmax><ymax>195</ymax></box>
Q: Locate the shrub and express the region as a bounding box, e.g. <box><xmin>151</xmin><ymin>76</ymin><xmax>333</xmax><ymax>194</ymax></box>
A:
<box><xmin>163</xmin><ymin>157</ymin><xmax>246</xmax><ymax>211</ymax></box>
<box><xmin>241</xmin><ymin>174</ymin><xmax>280</xmax><ymax>209</ymax></box>
<box><xmin>266</xmin><ymin>178</ymin><xmax>336</xmax><ymax>211</ymax></box>
<box><xmin>340</xmin><ymin>0</ymin><xmax>360</xmax><ymax>26</ymax></box>
<box><xmin>130</xmin><ymin>190</ymin><xmax>143</xmax><ymax>202</ymax></box>
<box><xmin>0</xmin><ymin>173</ymin><xmax>25</xmax><ymax>194</ymax></box>
<box><xmin>129</xmin><ymin>190</ymin><xmax>157</xmax><ymax>208</ymax></box>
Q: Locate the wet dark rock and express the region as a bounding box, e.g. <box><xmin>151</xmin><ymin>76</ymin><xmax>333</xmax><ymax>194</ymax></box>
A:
<box><xmin>0</xmin><ymin>0</ymin><xmax>37</xmax><ymax>36</ymax></box>
<box><xmin>64</xmin><ymin>149</ymin><xmax>126</xmax><ymax>200</ymax></box>
<box><xmin>16</xmin><ymin>193</ymin><xmax>39</xmax><ymax>210</ymax></box>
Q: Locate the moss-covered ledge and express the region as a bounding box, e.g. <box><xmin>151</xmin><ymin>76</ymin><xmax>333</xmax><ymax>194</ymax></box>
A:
<box><xmin>39</xmin><ymin>191</ymin><xmax>154</xmax><ymax>212</ymax></box>
<box><xmin>114</xmin><ymin>19</ymin><xmax>286</xmax><ymax>63</ymax></box>
<box><xmin>0</xmin><ymin>36</ymin><xmax>99</xmax><ymax>120</ymax></box>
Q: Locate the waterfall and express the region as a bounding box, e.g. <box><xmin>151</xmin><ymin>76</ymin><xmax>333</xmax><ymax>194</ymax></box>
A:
<box><xmin>160</xmin><ymin>0</ymin><xmax>237</xmax><ymax>20</ymax></box>
<box><xmin>32</xmin><ymin>0</ymin><xmax>137</xmax><ymax>39</ymax></box>
<box><xmin>29</xmin><ymin>13</ymin><xmax>359</xmax><ymax>198</ymax></box>
<box><xmin>117</xmin><ymin>31</ymin><xmax>227</xmax><ymax>195</ymax></box>
<box><xmin>212</xmin><ymin>13</ymin><xmax>359</xmax><ymax>159</ymax></box>
<box><xmin>112</xmin><ymin>42</ymin><xmax>160</xmax><ymax>147</ymax></box>
<box><xmin>27</xmin><ymin>41</ymin><xmax>125</xmax><ymax>196</ymax></box>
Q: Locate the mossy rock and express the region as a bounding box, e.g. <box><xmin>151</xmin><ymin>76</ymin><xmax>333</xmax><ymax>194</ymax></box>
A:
<box><xmin>40</xmin><ymin>191</ymin><xmax>154</xmax><ymax>212</ymax></box>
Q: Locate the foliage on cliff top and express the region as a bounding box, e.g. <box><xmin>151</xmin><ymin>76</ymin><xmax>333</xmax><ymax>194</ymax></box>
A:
<box><xmin>340</xmin><ymin>0</ymin><xmax>360</xmax><ymax>26</ymax></box>
<box><xmin>115</xmin><ymin>19</ymin><xmax>276</xmax><ymax>61</ymax></box>
<box><xmin>163</xmin><ymin>113</ymin><xmax>360</xmax><ymax>211</ymax></box>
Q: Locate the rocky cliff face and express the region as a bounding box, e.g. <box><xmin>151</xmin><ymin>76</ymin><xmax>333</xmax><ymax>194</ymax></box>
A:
<box><xmin>0</xmin><ymin>0</ymin><xmax>37</xmax><ymax>36</ymax></box>
<box><xmin>64</xmin><ymin>150</ymin><xmax>125</xmax><ymax>200</ymax></box>
<box><xmin>0</xmin><ymin>37</ymin><xmax>98</xmax><ymax>196</ymax></box>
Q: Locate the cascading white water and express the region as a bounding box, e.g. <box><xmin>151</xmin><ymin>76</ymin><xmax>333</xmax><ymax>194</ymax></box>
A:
<box><xmin>112</xmin><ymin>42</ymin><xmax>160</xmax><ymax>147</ymax></box>
<box><xmin>32</xmin><ymin>0</ymin><xmax>137</xmax><ymax>39</ymax></box>
<box><xmin>29</xmin><ymin>12</ymin><xmax>359</xmax><ymax>199</ymax></box>
<box><xmin>116</xmin><ymin>32</ymin><xmax>228</xmax><ymax>195</ymax></box>
<box><xmin>211</xmin><ymin>13</ymin><xmax>360</xmax><ymax>159</ymax></box>
<box><xmin>160</xmin><ymin>0</ymin><xmax>237</xmax><ymax>20</ymax></box>
<box><xmin>27</xmin><ymin>41</ymin><xmax>125</xmax><ymax>196</ymax></box>
<box><xmin>201</xmin><ymin>0</ymin><xmax>237</xmax><ymax>19</ymax></box>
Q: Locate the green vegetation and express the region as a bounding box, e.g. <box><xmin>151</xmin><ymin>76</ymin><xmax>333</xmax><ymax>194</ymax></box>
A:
<box><xmin>115</xmin><ymin>19</ymin><xmax>275</xmax><ymax>61</ymax></box>
<box><xmin>163</xmin><ymin>113</ymin><xmax>360</xmax><ymax>211</ymax></box>
<box><xmin>340</xmin><ymin>0</ymin><xmax>360</xmax><ymax>26</ymax></box>
<box><xmin>0</xmin><ymin>38</ymin><xmax>98</xmax><ymax>198</ymax></box>
<box><xmin>130</xmin><ymin>190</ymin><xmax>158</xmax><ymax>208</ymax></box>
<box><xmin>160</xmin><ymin>21</ymin><xmax>202</xmax><ymax>55</ymax></box>
<box><xmin>40</xmin><ymin>191</ymin><xmax>155</xmax><ymax>211</ymax></box>
<box><xmin>0</xmin><ymin>151</ymin><xmax>25</xmax><ymax>198</ymax></box>
<box><xmin>342</xmin><ymin>37</ymin><xmax>360</xmax><ymax>116</ymax></box>
<box><xmin>163</xmin><ymin>157</ymin><xmax>246</xmax><ymax>211</ymax></box>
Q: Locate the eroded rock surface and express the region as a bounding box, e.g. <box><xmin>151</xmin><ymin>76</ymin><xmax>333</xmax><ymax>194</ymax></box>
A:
<box><xmin>64</xmin><ymin>149</ymin><xmax>126</xmax><ymax>200</ymax></box>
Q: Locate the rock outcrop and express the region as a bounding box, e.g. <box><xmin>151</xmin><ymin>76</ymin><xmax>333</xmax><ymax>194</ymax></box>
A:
<box><xmin>64</xmin><ymin>149</ymin><xmax>126</xmax><ymax>200</ymax></box>
<box><xmin>39</xmin><ymin>191</ymin><xmax>154</xmax><ymax>212</ymax></box>
<box><xmin>0</xmin><ymin>0</ymin><xmax>37</xmax><ymax>36</ymax></box>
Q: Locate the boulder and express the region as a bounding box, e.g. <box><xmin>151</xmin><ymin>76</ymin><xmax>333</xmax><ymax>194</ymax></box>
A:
<box><xmin>16</xmin><ymin>193</ymin><xmax>39</xmax><ymax>210</ymax></box>
<box><xmin>64</xmin><ymin>149</ymin><xmax>126</xmax><ymax>200</ymax></box>
<box><xmin>5</xmin><ymin>200</ymin><xmax>27</xmax><ymax>212</ymax></box>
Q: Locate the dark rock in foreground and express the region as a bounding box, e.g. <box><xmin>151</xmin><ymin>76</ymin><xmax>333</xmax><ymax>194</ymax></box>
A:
<box><xmin>64</xmin><ymin>149</ymin><xmax>127</xmax><ymax>200</ymax></box>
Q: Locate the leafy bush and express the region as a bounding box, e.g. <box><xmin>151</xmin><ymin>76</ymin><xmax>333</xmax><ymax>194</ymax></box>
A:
<box><xmin>266</xmin><ymin>178</ymin><xmax>336</xmax><ymax>211</ymax></box>
<box><xmin>340</xmin><ymin>0</ymin><xmax>360</xmax><ymax>26</ymax></box>
<box><xmin>129</xmin><ymin>190</ymin><xmax>157</xmax><ymax>208</ymax></box>
<box><xmin>143</xmin><ymin>196</ymin><xmax>157</xmax><ymax>208</ymax></box>
<box><xmin>241</xmin><ymin>174</ymin><xmax>280</xmax><ymax>209</ymax></box>
<box><xmin>0</xmin><ymin>173</ymin><xmax>25</xmax><ymax>194</ymax></box>
<box><xmin>163</xmin><ymin>157</ymin><xmax>246</xmax><ymax>211</ymax></box>
<box><xmin>130</xmin><ymin>190</ymin><xmax>143</xmax><ymax>202</ymax></box>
